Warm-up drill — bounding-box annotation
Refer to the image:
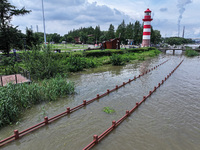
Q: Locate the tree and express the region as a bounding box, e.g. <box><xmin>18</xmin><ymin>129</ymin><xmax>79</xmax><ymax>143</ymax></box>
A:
<box><xmin>116</xmin><ymin>20</ymin><xmax>126</xmax><ymax>44</ymax></box>
<box><xmin>125</xmin><ymin>22</ymin><xmax>134</xmax><ymax>40</ymax></box>
<box><xmin>106</xmin><ymin>24</ymin><xmax>115</xmax><ymax>40</ymax></box>
<box><xmin>133</xmin><ymin>21</ymin><xmax>143</xmax><ymax>45</ymax></box>
<box><xmin>165</xmin><ymin>37</ymin><xmax>193</xmax><ymax>45</ymax></box>
<box><xmin>94</xmin><ymin>25</ymin><xmax>101</xmax><ymax>43</ymax></box>
<box><xmin>80</xmin><ymin>31</ymin><xmax>88</xmax><ymax>43</ymax></box>
<box><xmin>25</xmin><ymin>28</ymin><xmax>40</xmax><ymax>49</ymax></box>
<box><xmin>151</xmin><ymin>28</ymin><xmax>162</xmax><ymax>45</ymax></box>
<box><xmin>0</xmin><ymin>0</ymin><xmax>31</xmax><ymax>55</ymax></box>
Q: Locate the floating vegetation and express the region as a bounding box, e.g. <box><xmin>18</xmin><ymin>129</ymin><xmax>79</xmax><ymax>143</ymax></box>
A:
<box><xmin>103</xmin><ymin>107</ymin><xmax>115</xmax><ymax>114</ymax></box>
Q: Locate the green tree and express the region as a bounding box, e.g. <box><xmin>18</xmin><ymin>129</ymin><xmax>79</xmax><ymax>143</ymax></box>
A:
<box><xmin>106</xmin><ymin>24</ymin><xmax>115</xmax><ymax>40</ymax></box>
<box><xmin>151</xmin><ymin>29</ymin><xmax>162</xmax><ymax>45</ymax></box>
<box><xmin>99</xmin><ymin>31</ymin><xmax>107</xmax><ymax>42</ymax></box>
<box><xmin>94</xmin><ymin>25</ymin><xmax>101</xmax><ymax>43</ymax></box>
<box><xmin>47</xmin><ymin>33</ymin><xmax>61</xmax><ymax>43</ymax></box>
<box><xmin>164</xmin><ymin>37</ymin><xmax>193</xmax><ymax>45</ymax></box>
<box><xmin>0</xmin><ymin>0</ymin><xmax>31</xmax><ymax>55</ymax></box>
<box><xmin>116</xmin><ymin>20</ymin><xmax>126</xmax><ymax>44</ymax></box>
<box><xmin>125</xmin><ymin>22</ymin><xmax>134</xmax><ymax>44</ymax></box>
<box><xmin>80</xmin><ymin>31</ymin><xmax>88</xmax><ymax>44</ymax></box>
<box><xmin>133</xmin><ymin>21</ymin><xmax>142</xmax><ymax>45</ymax></box>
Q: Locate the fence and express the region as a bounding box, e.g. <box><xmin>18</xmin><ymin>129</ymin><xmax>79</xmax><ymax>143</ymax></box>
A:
<box><xmin>83</xmin><ymin>59</ymin><xmax>184</xmax><ymax>150</ymax></box>
<box><xmin>0</xmin><ymin>59</ymin><xmax>169</xmax><ymax>147</ymax></box>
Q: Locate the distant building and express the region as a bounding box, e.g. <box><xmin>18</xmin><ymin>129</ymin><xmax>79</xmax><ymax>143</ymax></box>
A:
<box><xmin>74</xmin><ymin>37</ymin><xmax>81</xmax><ymax>44</ymax></box>
<box><xmin>102</xmin><ymin>38</ymin><xmax>120</xmax><ymax>49</ymax></box>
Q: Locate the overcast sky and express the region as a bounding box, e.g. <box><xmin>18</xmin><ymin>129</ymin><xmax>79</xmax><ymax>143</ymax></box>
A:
<box><xmin>10</xmin><ymin>0</ymin><xmax>200</xmax><ymax>38</ymax></box>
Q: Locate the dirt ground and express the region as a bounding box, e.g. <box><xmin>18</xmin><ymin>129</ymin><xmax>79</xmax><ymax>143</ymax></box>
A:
<box><xmin>0</xmin><ymin>74</ymin><xmax>31</xmax><ymax>86</ymax></box>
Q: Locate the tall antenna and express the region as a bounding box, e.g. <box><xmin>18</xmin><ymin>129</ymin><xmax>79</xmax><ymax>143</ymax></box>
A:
<box><xmin>182</xmin><ymin>26</ymin><xmax>185</xmax><ymax>38</ymax></box>
<box><xmin>42</xmin><ymin>0</ymin><xmax>47</xmax><ymax>46</ymax></box>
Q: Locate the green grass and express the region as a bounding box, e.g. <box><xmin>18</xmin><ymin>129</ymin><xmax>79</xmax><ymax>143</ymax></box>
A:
<box><xmin>51</xmin><ymin>44</ymin><xmax>89</xmax><ymax>51</ymax></box>
<box><xmin>0</xmin><ymin>75</ymin><xmax>75</xmax><ymax>128</ymax></box>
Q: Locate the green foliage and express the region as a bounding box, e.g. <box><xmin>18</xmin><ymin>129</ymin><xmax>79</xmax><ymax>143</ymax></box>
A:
<box><xmin>0</xmin><ymin>76</ymin><xmax>74</xmax><ymax>127</ymax></box>
<box><xmin>0</xmin><ymin>0</ymin><xmax>31</xmax><ymax>55</ymax></box>
<box><xmin>66</xmin><ymin>55</ymin><xmax>97</xmax><ymax>72</ymax></box>
<box><xmin>185</xmin><ymin>50</ymin><xmax>199</xmax><ymax>57</ymax></box>
<box><xmin>106</xmin><ymin>24</ymin><xmax>115</xmax><ymax>40</ymax></box>
<box><xmin>165</xmin><ymin>37</ymin><xmax>194</xmax><ymax>45</ymax></box>
<box><xmin>0</xmin><ymin>56</ymin><xmax>17</xmax><ymax>75</ymax></box>
<box><xmin>110</xmin><ymin>54</ymin><xmax>126</xmax><ymax>65</ymax></box>
<box><xmin>116</xmin><ymin>20</ymin><xmax>126</xmax><ymax>43</ymax></box>
<box><xmin>22</xmin><ymin>45</ymin><xmax>63</xmax><ymax>79</ymax></box>
<box><xmin>103</xmin><ymin>107</ymin><xmax>115</xmax><ymax>114</ymax></box>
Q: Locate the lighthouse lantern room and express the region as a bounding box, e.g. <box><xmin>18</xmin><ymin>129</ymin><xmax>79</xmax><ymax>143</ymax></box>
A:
<box><xmin>142</xmin><ymin>8</ymin><xmax>153</xmax><ymax>47</ymax></box>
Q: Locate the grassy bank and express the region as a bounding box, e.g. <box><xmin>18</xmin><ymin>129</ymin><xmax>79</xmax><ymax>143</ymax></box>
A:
<box><xmin>0</xmin><ymin>47</ymin><xmax>160</xmax><ymax>128</ymax></box>
<box><xmin>0</xmin><ymin>47</ymin><xmax>160</xmax><ymax>78</ymax></box>
<box><xmin>0</xmin><ymin>76</ymin><xmax>74</xmax><ymax>128</ymax></box>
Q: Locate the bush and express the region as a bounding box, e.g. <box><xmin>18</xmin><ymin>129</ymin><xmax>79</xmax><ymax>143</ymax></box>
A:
<box><xmin>66</xmin><ymin>55</ymin><xmax>97</xmax><ymax>72</ymax></box>
<box><xmin>0</xmin><ymin>56</ymin><xmax>17</xmax><ymax>75</ymax></box>
<box><xmin>0</xmin><ymin>76</ymin><xmax>74</xmax><ymax>127</ymax></box>
<box><xmin>22</xmin><ymin>46</ymin><xmax>63</xmax><ymax>79</ymax></box>
<box><xmin>110</xmin><ymin>54</ymin><xmax>125</xmax><ymax>65</ymax></box>
<box><xmin>185</xmin><ymin>50</ymin><xmax>199</xmax><ymax>57</ymax></box>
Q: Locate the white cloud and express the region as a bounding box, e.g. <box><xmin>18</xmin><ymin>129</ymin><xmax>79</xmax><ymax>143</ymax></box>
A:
<box><xmin>9</xmin><ymin>0</ymin><xmax>200</xmax><ymax>38</ymax></box>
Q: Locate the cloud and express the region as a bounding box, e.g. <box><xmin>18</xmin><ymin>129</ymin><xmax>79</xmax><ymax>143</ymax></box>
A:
<box><xmin>9</xmin><ymin>0</ymin><xmax>200</xmax><ymax>38</ymax></box>
<box><xmin>159</xmin><ymin>8</ymin><xmax>168</xmax><ymax>12</ymax></box>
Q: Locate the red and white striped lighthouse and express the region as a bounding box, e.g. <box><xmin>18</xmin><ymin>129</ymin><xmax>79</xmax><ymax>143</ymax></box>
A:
<box><xmin>142</xmin><ymin>8</ymin><xmax>153</xmax><ymax>47</ymax></box>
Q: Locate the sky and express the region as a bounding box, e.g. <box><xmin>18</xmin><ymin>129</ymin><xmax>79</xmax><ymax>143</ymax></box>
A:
<box><xmin>9</xmin><ymin>0</ymin><xmax>200</xmax><ymax>38</ymax></box>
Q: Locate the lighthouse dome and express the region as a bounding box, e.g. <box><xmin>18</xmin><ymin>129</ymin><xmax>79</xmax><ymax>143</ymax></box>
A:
<box><xmin>145</xmin><ymin>8</ymin><xmax>151</xmax><ymax>13</ymax></box>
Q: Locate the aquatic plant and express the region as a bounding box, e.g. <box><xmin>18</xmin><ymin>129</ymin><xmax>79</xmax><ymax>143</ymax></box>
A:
<box><xmin>0</xmin><ymin>76</ymin><xmax>75</xmax><ymax>128</ymax></box>
<box><xmin>103</xmin><ymin>107</ymin><xmax>115</xmax><ymax>114</ymax></box>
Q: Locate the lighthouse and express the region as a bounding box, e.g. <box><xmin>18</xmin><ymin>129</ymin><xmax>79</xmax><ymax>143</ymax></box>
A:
<box><xmin>142</xmin><ymin>8</ymin><xmax>153</xmax><ymax>47</ymax></box>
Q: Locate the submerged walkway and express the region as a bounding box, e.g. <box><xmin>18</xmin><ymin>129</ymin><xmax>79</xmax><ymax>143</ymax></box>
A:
<box><xmin>0</xmin><ymin>74</ymin><xmax>31</xmax><ymax>87</ymax></box>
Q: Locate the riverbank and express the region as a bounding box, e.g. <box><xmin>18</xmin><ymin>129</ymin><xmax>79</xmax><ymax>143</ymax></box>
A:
<box><xmin>0</xmin><ymin>54</ymin><xmax>199</xmax><ymax>150</ymax></box>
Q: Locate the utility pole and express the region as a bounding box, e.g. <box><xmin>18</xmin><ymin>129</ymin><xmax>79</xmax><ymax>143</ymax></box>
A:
<box><xmin>42</xmin><ymin>0</ymin><xmax>47</xmax><ymax>47</ymax></box>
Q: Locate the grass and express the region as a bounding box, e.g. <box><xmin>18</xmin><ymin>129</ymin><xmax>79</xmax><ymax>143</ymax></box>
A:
<box><xmin>51</xmin><ymin>44</ymin><xmax>89</xmax><ymax>51</ymax></box>
<box><xmin>0</xmin><ymin>75</ymin><xmax>75</xmax><ymax>128</ymax></box>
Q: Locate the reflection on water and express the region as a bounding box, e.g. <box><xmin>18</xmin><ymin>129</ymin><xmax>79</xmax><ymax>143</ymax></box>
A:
<box><xmin>0</xmin><ymin>54</ymin><xmax>200</xmax><ymax>150</ymax></box>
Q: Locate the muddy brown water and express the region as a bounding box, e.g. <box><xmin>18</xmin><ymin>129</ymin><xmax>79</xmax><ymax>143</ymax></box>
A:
<box><xmin>0</xmin><ymin>52</ymin><xmax>200</xmax><ymax>150</ymax></box>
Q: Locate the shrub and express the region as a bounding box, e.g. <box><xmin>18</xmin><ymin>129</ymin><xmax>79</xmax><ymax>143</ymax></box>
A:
<box><xmin>66</xmin><ymin>55</ymin><xmax>97</xmax><ymax>72</ymax></box>
<box><xmin>110</xmin><ymin>54</ymin><xmax>125</xmax><ymax>65</ymax></box>
<box><xmin>22</xmin><ymin>46</ymin><xmax>63</xmax><ymax>79</ymax></box>
<box><xmin>185</xmin><ymin>50</ymin><xmax>199</xmax><ymax>57</ymax></box>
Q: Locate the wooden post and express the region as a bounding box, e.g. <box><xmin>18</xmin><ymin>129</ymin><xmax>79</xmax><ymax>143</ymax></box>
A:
<box><xmin>15</xmin><ymin>74</ymin><xmax>17</xmax><ymax>84</ymax></box>
<box><xmin>0</xmin><ymin>76</ymin><xmax>3</xmax><ymax>86</ymax></box>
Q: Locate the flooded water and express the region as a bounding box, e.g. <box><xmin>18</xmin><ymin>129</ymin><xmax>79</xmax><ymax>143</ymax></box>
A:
<box><xmin>0</xmin><ymin>53</ymin><xmax>200</xmax><ymax>150</ymax></box>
